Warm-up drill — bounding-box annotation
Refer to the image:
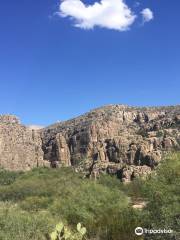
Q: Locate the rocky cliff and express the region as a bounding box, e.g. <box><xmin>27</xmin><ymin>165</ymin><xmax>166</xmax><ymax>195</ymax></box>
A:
<box><xmin>41</xmin><ymin>105</ymin><xmax>180</xmax><ymax>181</ymax></box>
<box><xmin>0</xmin><ymin>105</ymin><xmax>180</xmax><ymax>181</ymax></box>
<box><xmin>0</xmin><ymin>115</ymin><xmax>44</xmax><ymax>171</ymax></box>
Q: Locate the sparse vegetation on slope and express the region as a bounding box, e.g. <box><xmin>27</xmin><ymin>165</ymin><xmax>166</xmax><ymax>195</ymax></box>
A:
<box><xmin>0</xmin><ymin>153</ymin><xmax>179</xmax><ymax>240</ymax></box>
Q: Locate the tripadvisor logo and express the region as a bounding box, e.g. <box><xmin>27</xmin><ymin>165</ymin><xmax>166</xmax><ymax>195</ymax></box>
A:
<box><xmin>135</xmin><ymin>227</ymin><xmax>173</xmax><ymax>236</ymax></box>
<box><xmin>135</xmin><ymin>227</ymin><xmax>143</xmax><ymax>236</ymax></box>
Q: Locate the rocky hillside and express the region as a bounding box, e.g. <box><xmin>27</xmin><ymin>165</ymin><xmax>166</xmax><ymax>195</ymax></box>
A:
<box><xmin>0</xmin><ymin>115</ymin><xmax>44</xmax><ymax>171</ymax></box>
<box><xmin>0</xmin><ymin>105</ymin><xmax>180</xmax><ymax>181</ymax></box>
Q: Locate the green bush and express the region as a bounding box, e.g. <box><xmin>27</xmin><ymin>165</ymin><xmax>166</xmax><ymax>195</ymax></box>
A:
<box><xmin>0</xmin><ymin>169</ymin><xmax>22</xmax><ymax>186</ymax></box>
<box><xmin>0</xmin><ymin>153</ymin><xmax>179</xmax><ymax>240</ymax></box>
<box><xmin>0</xmin><ymin>202</ymin><xmax>56</xmax><ymax>240</ymax></box>
<box><xmin>141</xmin><ymin>153</ymin><xmax>180</xmax><ymax>240</ymax></box>
<box><xmin>20</xmin><ymin>196</ymin><xmax>53</xmax><ymax>211</ymax></box>
<box><xmin>50</xmin><ymin>181</ymin><xmax>128</xmax><ymax>236</ymax></box>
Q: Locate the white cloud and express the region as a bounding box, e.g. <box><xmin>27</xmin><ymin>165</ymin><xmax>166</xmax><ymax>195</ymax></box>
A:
<box><xmin>59</xmin><ymin>0</ymin><xmax>136</xmax><ymax>31</ymax></box>
<box><xmin>141</xmin><ymin>8</ymin><xmax>154</xmax><ymax>23</ymax></box>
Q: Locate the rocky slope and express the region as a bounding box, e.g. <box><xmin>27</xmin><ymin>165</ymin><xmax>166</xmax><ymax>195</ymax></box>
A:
<box><xmin>0</xmin><ymin>115</ymin><xmax>44</xmax><ymax>171</ymax></box>
<box><xmin>41</xmin><ymin>104</ymin><xmax>180</xmax><ymax>181</ymax></box>
<box><xmin>0</xmin><ymin>105</ymin><xmax>180</xmax><ymax>181</ymax></box>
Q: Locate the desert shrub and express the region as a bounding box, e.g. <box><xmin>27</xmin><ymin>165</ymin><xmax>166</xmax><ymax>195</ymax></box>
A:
<box><xmin>94</xmin><ymin>207</ymin><xmax>146</xmax><ymax>240</ymax></box>
<box><xmin>20</xmin><ymin>196</ymin><xmax>53</xmax><ymax>211</ymax></box>
<box><xmin>50</xmin><ymin>179</ymin><xmax>129</xmax><ymax>236</ymax></box>
<box><xmin>0</xmin><ymin>169</ymin><xmax>22</xmax><ymax>186</ymax></box>
<box><xmin>0</xmin><ymin>167</ymin><xmax>74</xmax><ymax>201</ymax></box>
<box><xmin>0</xmin><ymin>167</ymin><xmax>128</xmax><ymax>235</ymax></box>
<box><xmin>0</xmin><ymin>153</ymin><xmax>179</xmax><ymax>240</ymax></box>
<box><xmin>0</xmin><ymin>167</ymin><xmax>131</xmax><ymax>239</ymax></box>
<box><xmin>0</xmin><ymin>202</ymin><xmax>57</xmax><ymax>240</ymax></box>
<box><xmin>140</xmin><ymin>153</ymin><xmax>180</xmax><ymax>240</ymax></box>
<box><xmin>98</xmin><ymin>174</ymin><xmax>121</xmax><ymax>190</ymax></box>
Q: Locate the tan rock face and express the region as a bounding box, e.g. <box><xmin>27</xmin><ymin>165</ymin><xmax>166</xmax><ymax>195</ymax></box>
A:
<box><xmin>0</xmin><ymin>115</ymin><xmax>44</xmax><ymax>171</ymax></box>
<box><xmin>56</xmin><ymin>134</ymin><xmax>71</xmax><ymax>166</ymax></box>
<box><xmin>41</xmin><ymin>105</ymin><xmax>180</xmax><ymax>180</ymax></box>
<box><xmin>1</xmin><ymin>104</ymin><xmax>180</xmax><ymax>182</ymax></box>
<box><xmin>121</xmin><ymin>165</ymin><xmax>152</xmax><ymax>183</ymax></box>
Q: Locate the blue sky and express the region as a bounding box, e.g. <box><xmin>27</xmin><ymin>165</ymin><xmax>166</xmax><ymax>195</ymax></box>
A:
<box><xmin>0</xmin><ymin>0</ymin><xmax>179</xmax><ymax>126</ymax></box>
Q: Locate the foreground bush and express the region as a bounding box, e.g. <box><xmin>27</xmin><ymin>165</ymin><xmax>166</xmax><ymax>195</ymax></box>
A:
<box><xmin>141</xmin><ymin>153</ymin><xmax>180</xmax><ymax>240</ymax></box>
<box><xmin>0</xmin><ymin>167</ymin><xmax>131</xmax><ymax>239</ymax></box>
<box><xmin>0</xmin><ymin>202</ymin><xmax>56</xmax><ymax>240</ymax></box>
<box><xmin>0</xmin><ymin>169</ymin><xmax>22</xmax><ymax>186</ymax></box>
<box><xmin>0</xmin><ymin>153</ymin><xmax>179</xmax><ymax>240</ymax></box>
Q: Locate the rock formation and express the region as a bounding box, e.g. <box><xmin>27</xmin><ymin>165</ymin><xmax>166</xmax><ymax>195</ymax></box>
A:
<box><xmin>41</xmin><ymin>105</ymin><xmax>180</xmax><ymax>181</ymax></box>
<box><xmin>0</xmin><ymin>105</ymin><xmax>180</xmax><ymax>181</ymax></box>
<box><xmin>0</xmin><ymin>115</ymin><xmax>44</xmax><ymax>171</ymax></box>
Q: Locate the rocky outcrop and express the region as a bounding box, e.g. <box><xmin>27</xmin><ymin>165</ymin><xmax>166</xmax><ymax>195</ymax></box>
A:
<box><xmin>121</xmin><ymin>165</ymin><xmax>152</xmax><ymax>182</ymax></box>
<box><xmin>41</xmin><ymin>105</ymin><xmax>180</xmax><ymax>181</ymax></box>
<box><xmin>0</xmin><ymin>104</ymin><xmax>180</xmax><ymax>181</ymax></box>
<box><xmin>55</xmin><ymin>133</ymin><xmax>71</xmax><ymax>167</ymax></box>
<box><xmin>0</xmin><ymin>115</ymin><xmax>44</xmax><ymax>171</ymax></box>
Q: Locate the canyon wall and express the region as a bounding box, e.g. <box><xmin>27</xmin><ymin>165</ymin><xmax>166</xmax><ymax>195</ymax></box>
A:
<box><xmin>41</xmin><ymin>105</ymin><xmax>180</xmax><ymax>180</ymax></box>
<box><xmin>0</xmin><ymin>105</ymin><xmax>180</xmax><ymax>180</ymax></box>
<box><xmin>0</xmin><ymin>115</ymin><xmax>44</xmax><ymax>171</ymax></box>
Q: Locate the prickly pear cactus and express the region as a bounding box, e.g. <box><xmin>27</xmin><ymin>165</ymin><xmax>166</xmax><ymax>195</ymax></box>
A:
<box><xmin>49</xmin><ymin>222</ymin><xmax>87</xmax><ymax>240</ymax></box>
<box><xmin>77</xmin><ymin>223</ymin><xmax>87</xmax><ymax>236</ymax></box>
